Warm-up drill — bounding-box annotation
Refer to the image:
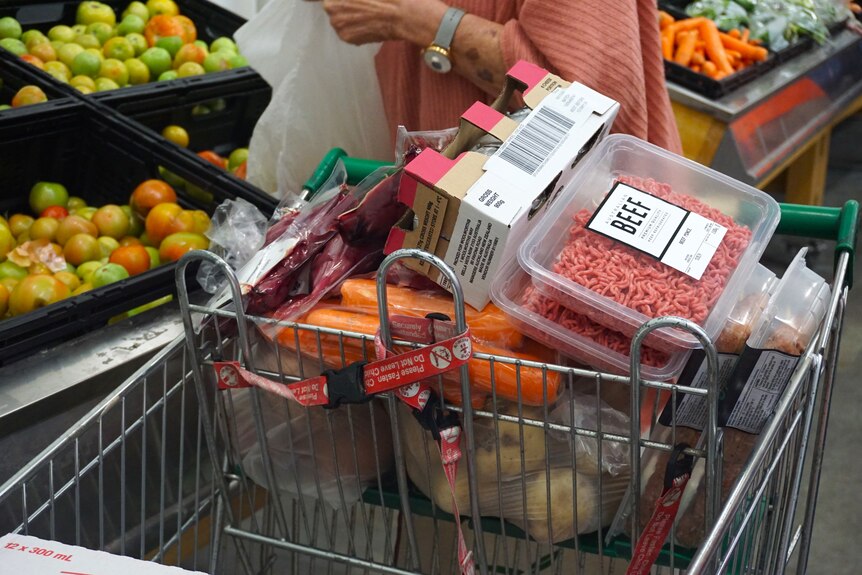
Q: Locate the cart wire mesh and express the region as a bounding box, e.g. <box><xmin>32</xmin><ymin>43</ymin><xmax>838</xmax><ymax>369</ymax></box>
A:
<box><xmin>0</xmin><ymin>213</ymin><xmax>854</xmax><ymax>575</ymax></box>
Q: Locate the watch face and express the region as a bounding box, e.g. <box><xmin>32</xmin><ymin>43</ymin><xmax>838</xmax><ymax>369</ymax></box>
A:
<box><xmin>424</xmin><ymin>49</ymin><xmax>452</xmax><ymax>74</ymax></box>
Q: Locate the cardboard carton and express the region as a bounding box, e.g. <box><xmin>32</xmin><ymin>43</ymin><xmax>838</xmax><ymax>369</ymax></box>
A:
<box><xmin>386</xmin><ymin>61</ymin><xmax>620</xmax><ymax>309</ymax></box>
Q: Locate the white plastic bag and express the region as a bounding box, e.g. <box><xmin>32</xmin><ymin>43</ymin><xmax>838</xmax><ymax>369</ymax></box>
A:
<box><xmin>235</xmin><ymin>1</ymin><xmax>392</xmax><ymax>198</ymax></box>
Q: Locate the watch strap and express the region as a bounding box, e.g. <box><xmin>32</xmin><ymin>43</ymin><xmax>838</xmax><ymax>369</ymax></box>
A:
<box><xmin>433</xmin><ymin>7</ymin><xmax>466</xmax><ymax>51</ymax></box>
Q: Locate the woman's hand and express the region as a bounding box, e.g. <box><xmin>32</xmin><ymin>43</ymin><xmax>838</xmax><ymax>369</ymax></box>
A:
<box><xmin>323</xmin><ymin>0</ymin><xmax>506</xmax><ymax>95</ymax></box>
<box><xmin>322</xmin><ymin>0</ymin><xmax>447</xmax><ymax>46</ymax></box>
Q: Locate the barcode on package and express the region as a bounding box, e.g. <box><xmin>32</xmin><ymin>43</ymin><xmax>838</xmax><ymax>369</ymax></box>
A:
<box><xmin>497</xmin><ymin>106</ymin><xmax>575</xmax><ymax>175</ymax></box>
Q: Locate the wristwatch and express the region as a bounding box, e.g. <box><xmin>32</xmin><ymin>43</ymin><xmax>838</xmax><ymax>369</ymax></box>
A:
<box><xmin>422</xmin><ymin>7</ymin><xmax>466</xmax><ymax>74</ymax></box>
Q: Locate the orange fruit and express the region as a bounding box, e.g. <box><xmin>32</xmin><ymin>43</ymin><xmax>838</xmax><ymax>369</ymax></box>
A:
<box><xmin>144</xmin><ymin>15</ymin><xmax>186</xmax><ymax>47</ymax></box>
<box><xmin>20</xmin><ymin>54</ymin><xmax>46</xmax><ymax>70</ymax></box>
<box><xmin>161</xmin><ymin>124</ymin><xmax>189</xmax><ymax>147</ymax></box>
<box><xmin>130</xmin><ymin>179</ymin><xmax>177</xmax><ymax>218</ymax></box>
<box><xmin>145</xmin><ymin>202</ymin><xmax>182</xmax><ymax>244</ymax></box>
<box><xmin>173</xmin><ymin>15</ymin><xmax>197</xmax><ymax>43</ymax></box>
<box><xmin>197</xmin><ymin>150</ymin><xmax>226</xmax><ymax>169</ymax></box>
<box><xmin>11</xmin><ymin>85</ymin><xmax>48</xmax><ymax>107</ymax></box>
<box><xmin>109</xmin><ymin>245</ymin><xmax>151</xmax><ymax>275</ymax></box>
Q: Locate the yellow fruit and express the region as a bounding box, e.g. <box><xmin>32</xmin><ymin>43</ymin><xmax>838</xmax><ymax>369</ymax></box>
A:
<box><xmin>54</xmin><ymin>271</ymin><xmax>81</xmax><ymax>291</ymax></box>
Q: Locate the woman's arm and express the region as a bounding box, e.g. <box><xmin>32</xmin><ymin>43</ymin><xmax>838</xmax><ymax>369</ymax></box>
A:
<box><xmin>322</xmin><ymin>0</ymin><xmax>507</xmax><ymax>95</ymax></box>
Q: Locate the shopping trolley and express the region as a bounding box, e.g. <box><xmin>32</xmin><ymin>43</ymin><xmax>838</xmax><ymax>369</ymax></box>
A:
<box><xmin>0</xmin><ymin>189</ymin><xmax>855</xmax><ymax>575</ymax></box>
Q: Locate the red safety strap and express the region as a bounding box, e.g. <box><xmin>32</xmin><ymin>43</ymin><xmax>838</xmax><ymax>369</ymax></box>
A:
<box><xmin>213</xmin><ymin>316</ymin><xmax>471</xmax><ymax>408</ymax></box>
<box><xmin>438</xmin><ymin>426</ymin><xmax>475</xmax><ymax>575</ymax></box>
<box><xmin>626</xmin><ymin>445</ymin><xmax>695</xmax><ymax>575</ymax></box>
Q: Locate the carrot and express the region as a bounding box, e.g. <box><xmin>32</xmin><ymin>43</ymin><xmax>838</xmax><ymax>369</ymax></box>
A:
<box><xmin>673</xmin><ymin>30</ymin><xmax>698</xmax><ymax>67</ymax></box>
<box><xmin>665</xmin><ymin>17</ymin><xmax>708</xmax><ymax>36</ymax></box>
<box><xmin>699</xmin><ymin>20</ymin><xmax>734</xmax><ymax>75</ymax></box>
<box><xmin>702</xmin><ymin>60</ymin><xmax>718</xmax><ymax>78</ymax></box>
<box><xmin>661</xmin><ymin>30</ymin><xmax>674</xmax><ymax>60</ymax></box>
<box><xmin>691</xmin><ymin>49</ymin><xmax>705</xmax><ymax>66</ymax></box>
<box><xmin>719</xmin><ymin>32</ymin><xmax>768</xmax><ymax>61</ymax></box>
<box><xmin>741</xmin><ymin>28</ymin><xmax>750</xmax><ymax>43</ymax></box>
<box><xmin>658</xmin><ymin>10</ymin><xmax>675</xmax><ymax>30</ymax></box>
<box><xmin>339</xmin><ymin>278</ymin><xmax>523</xmax><ymax>348</ymax></box>
<box><xmin>283</xmin><ymin>307</ymin><xmax>560</xmax><ymax>406</ymax></box>
<box><xmin>691</xmin><ymin>64</ymin><xmax>702</xmax><ymax>73</ymax></box>
<box><xmin>724</xmin><ymin>50</ymin><xmax>738</xmax><ymax>67</ymax></box>
<box><xmin>728</xmin><ymin>28</ymin><xmax>741</xmax><ymax>39</ymax></box>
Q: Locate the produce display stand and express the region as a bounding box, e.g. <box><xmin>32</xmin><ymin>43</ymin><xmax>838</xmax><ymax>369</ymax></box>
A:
<box><xmin>669</xmin><ymin>27</ymin><xmax>862</xmax><ymax>206</ymax></box>
<box><xmin>0</xmin><ymin>125</ymin><xmax>854</xmax><ymax>574</ymax></box>
<box><xmin>0</xmin><ymin>0</ymin><xmax>255</xmax><ymax>101</ymax></box>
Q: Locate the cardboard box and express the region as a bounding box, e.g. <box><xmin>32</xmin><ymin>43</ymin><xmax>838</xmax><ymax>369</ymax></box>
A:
<box><xmin>385</xmin><ymin>61</ymin><xmax>620</xmax><ymax>309</ymax></box>
<box><xmin>0</xmin><ymin>533</ymin><xmax>206</xmax><ymax>574</ymax></box>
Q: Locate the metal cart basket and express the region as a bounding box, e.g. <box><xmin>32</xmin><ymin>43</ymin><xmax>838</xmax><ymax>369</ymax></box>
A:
<box><xmin>0</xmin><ymin>195</ymin><xmax>856</xmax><ymax>575</ymax></box>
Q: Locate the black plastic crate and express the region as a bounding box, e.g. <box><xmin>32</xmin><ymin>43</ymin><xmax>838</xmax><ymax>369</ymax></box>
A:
<box><xmin>99</xmin><ymin>67</ymin><xmax>269</xmax><ymax>160</ymax></box>
<box><xmin>0</xmin><ymin>52</ymin><xmax>77</xmax><ymax>114</ymax></box>
<box><xmin>659</xmin><ymin>2</ymin><xmax>778</xmax><ymax>98</ymax></box>
<box><xmin>0</xmin><ymin>104</ymin><xmax>277</xmax><ymax>366</ymax></box>
<box><xmin>0</xmin><ymin>0</ymin><xmax>261</xmax><ymax>102</ymax></box>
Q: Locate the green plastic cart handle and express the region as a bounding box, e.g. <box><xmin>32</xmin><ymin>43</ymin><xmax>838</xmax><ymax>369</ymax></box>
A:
<box><xmin>777</xmin><ymin>200</ymin><xmax>858</xmax><ymax>288</ymax></box>
<box><xmin>302</xmin><ymin>148</ymin><xmax>391</xmax><ymax>199</ymax></box>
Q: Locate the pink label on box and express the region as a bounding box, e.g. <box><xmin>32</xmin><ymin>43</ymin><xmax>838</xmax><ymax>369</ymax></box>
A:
<box><xmin>462</xmin><ymin>102</ymin><xmax>505</xmax><ymax>133</ymax></box>
<box><xmin>404</xmin><ymin>148</ymin><xmax>454</xmax><ymax>186</ymax></box>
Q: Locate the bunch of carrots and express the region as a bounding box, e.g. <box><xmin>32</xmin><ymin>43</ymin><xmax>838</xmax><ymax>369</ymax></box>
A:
<box><xmin>659</xmin><ymin>11</ymin><xmax>768</xmax><ymax>80</ymax></box>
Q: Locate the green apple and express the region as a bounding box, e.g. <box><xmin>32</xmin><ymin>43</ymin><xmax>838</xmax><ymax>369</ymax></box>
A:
<box><xmin>76</xmin><ymin>261</ymin><xmax>102</xmax><ymax>283</ymax></box>
<box><xmin>154</xmin><ymin>35</ymin><xmax>182</xmax><ymax>58</ymax></box>
<box><xmin>193</xmin><ymin>39</ymin><xmax>208</xmax><ymax>51</ymax></box>
<box><xmin>86</xmin><ymin>21</ymin><xmax>114</xmax><ymax>45</ymax></box>
<box><xmin>91</xmin><ymin>263</ymin><xmax>129</xmax><ymax>287</ymax></box>
<box><xmin>144</xmin><ymin>247</ymin><xmax>160</xmax><ymax>268</ymax></box>
<box><xmin>102</xmin><ymin>36</ymin><xmax>134</xmax><ymax>60</ymax></box>
<box><xmin>48</xmin><ymin>25</ymin><xmax>76</xmax><ymax>43</ymax></box>
<box><xmin>228</xmin><ymin>53</ymin><xmax>248</xmax><ymax>69</ymax></box>
<box><xmin>122</xmin><ymin>1</ymin><xmax>150</xmax><ymax>21</ymax></box>
<box><xmin>158</xmin><ymin>70</ymin><xmax>178</xmax><ymax>82</ymax></box>
<box><xmin>72</xmin><ymin>24</ymin><xmax>87</xmax><ymax>35</ymax></box>
<box><xmin>117</xmin><ymin>14</ymin><xmax>145</xmax><ymax>36</ymax></box>
<box><xmin>177</xmin><ymin>61</ymin><xmax>204</xmax><ymax>77</ymax></box>
<box><xmin>0</xmin><ymin>104</ymin><xmax>12</xmax><ymax>111</ymax></box>
<box><xmin>99</xmin><ymin>58</ymin><xmax>129</xmax><ymax>86</ymax></box>
<box><xmin>50</xmin><ymin>40</ymin><xmax>64</xmax><ymax>53</ymax></box>
<box><xmin>70</xmin><ymin>75</ymin><xmax>97</xmax><ymax>91</ymax></box>
<box><xmin>0</xmin><ymin>38</ymin><xmax>27</xmax><ymax>56</ymax></box>
<box><xmin>94</xmin><ymin>77</ymin><xmax>120</xmax><ymax>91</ymax></box>
<box><xmin>76</xmin><ymin>2</ymin><xmax>117</xmax><ymax>27</ymax></box>
<box><xmin>203</xmin><ymin>51</ymin><xmax>232</xmax><ymax>73</ymax></box>
<box><xmin>0</xmin><ymin>261</ymin><xmax>28</xmax><ymax>280</ymax></box>
<box><xmin>98</xmin><ymin>236</ymin><xmax>120</xmax><ymax>258</ymax></box>
<box><xmin>0</xmin><ymin>17</ymin><xmax>22</xmax><ymax>40</ymax></box>
<box><xmin>228</xmin><ymin>148</ymin><xmax>249</xmax><ymax>171</ymax></box>
<box><xmin>29</xmin><ymin>182</ymin><xmax>69</xmax><ymax>215</ymax></box>
<box><xmin>74</xmin><ymin>206</ymin><xmax>98</xmax><ymax>220</ymax></box>
<box><xmin>124</xmin><ymin>57</ymin><xmax>149</xmax><ymax>84</ymax></box>
<box><xmin>21</xmin><ymin>30</ymin><xmax>47</xmax><ymax>49</ymax></box>
<box><xmin>210</xmin><ymin>37</ymin><xmax>238</xmax><ymax>54</ymax></box>
<box><xmin>71</xmin><ymin>51</ymin><xmax>102</xmax><ymax>78</ymax></box>
<box><xmin>140</xmin><ymin>47</ymin><xmax>172</xmax><ymax>76</ymax></box>
<box><xmin>125</xmin><ymin>32</ymin><xmax>147</xmax><ymax>56</ymax></box>
<box><xmin>74</xmin><ymin>33</ymin><xmax>101</xmax><ymax>50</ymax></box>
<box><xmin>44</xmin><ymin>61</ymin><xmax>71</xmax><ymax>82</ymax></box>
<box><xmin>57</xmin><ymin>42</ymin><xmax>85</xmax><ymax>67</ymax></box>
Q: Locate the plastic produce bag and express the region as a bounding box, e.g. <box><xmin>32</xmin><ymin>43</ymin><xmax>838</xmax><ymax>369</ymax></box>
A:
<box><xmin>230</xmin><ymin>335</ymin><xmax>395</xmax><ymax>508</ymax></box>
<box><xmin>197</xmin><ymin>198</ymin><xmax>268</xmax><ymax>293</ymax></box>
<box><xmin>394</xmin><ymin>395</ymin><xmax>629</xmax><ymax>545</ymax></box>
<box><xmin>235</xmin><ymin>1</ymin><xmax>391</xmax><ymax>197</ymax></box>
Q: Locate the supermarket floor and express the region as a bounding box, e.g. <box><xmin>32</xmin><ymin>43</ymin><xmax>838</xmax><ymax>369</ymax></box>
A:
<box><xmin>779</xmin><ymin>116</ymin><xmax>862</xmax><ymax>575</ymax></box>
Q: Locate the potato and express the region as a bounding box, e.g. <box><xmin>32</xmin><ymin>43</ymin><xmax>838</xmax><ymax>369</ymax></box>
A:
<box><xmin>521</xmin><ymin>469</ymin><xmax>626</xmax><ymax>545</ymax></box>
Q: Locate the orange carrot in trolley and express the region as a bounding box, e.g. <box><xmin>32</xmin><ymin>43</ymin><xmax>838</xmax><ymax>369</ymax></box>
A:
<box><xmin>339</xmin><ymin>278</ymin><xmax>523</xmax><ymax>348</ymax></box>
<box><xmin>661</xmin><ymin>30</ymin><xmax>674</xmax><ymax>59</ymax></box>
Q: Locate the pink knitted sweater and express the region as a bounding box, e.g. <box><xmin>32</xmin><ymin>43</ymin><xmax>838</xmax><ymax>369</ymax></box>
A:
<box><xmin>375</xmin><ymin>0</ymin><xmax>682</xmax><ymax>153</ymax></box>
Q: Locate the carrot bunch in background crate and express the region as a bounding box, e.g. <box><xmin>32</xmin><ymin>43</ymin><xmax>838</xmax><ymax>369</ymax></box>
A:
<box><xmin>659</xmin><ymin>12</ymin><xmax>768</xmax><ymax>80</ymax></box>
